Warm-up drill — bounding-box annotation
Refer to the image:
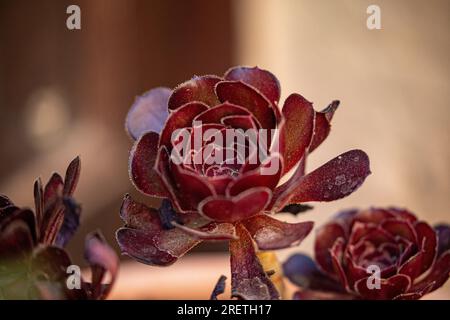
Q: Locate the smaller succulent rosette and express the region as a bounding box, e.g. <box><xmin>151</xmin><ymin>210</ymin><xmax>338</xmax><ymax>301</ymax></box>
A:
<box><xmin>0</xmin><ymin>157</ymin><xmax>118</xmax><ymax>300</ymax></box>
<box><xmin>283</xmin><ymin>208</ymin><xmax>450</xmax><ymax>300</ymax></box>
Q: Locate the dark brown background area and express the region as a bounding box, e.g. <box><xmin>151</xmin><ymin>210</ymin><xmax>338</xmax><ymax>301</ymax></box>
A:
<box><xmin>0</xmin><ymin>0</ymin><xmax>235</xmax><ymax>265</ymax></box>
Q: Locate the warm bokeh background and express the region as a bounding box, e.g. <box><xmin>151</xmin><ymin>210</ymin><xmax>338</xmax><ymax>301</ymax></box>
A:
<box><xmin>0</xmin><ymin>0</ymin><xmax>448</xmax><ymax>299</ymax></box>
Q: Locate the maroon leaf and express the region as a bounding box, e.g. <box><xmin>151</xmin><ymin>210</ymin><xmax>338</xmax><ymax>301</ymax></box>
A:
<box><xmin>226</xmin><ymin>153</ymin><xmax>283</xmax><ymax>197</ymax></box>
<box><xmin>309</xmin><ymin>100</ymin><xmax>339</xmax><ymax>152</ymax></box>
<box><xmin>0</xmin><ymin>209</ymin><xmax>36</xmax><ymax>261</ymax></box>
<box><xmin>215</xmin><ymin>81</ymin><xmax>276</xmax><ymax>129</ymax></box>
<box><xmin>229</xmin><ymin>224</ymin><xmax>279</xmax><ymax>300</ymax></box>
<box><xmin>168</xmin><ymin>75</ymin><xmax>221</xmax><ymax>110</ymax></box>
<box><xmin>154</xmin><ymin>146</ymin><xmax>190</xmax><ymax>212</ymax></box>
<box><xmin>159</xmin><ymin>101</ymin><xmax>209</xmax><ymax>148</ymax></box>
<box><xmin>126</xmin><ymin>87</ymin><xmax>171</xmax><ymax>140</ymax></box>
<box><xmin>224</xmin><ymin>66</ymin><xmax>281</xmax><ymax>105</ymax></box>
<box><xmin>199</xmin><ymin>187</ymin><xmax>271</xmax><ymax>222</ymax></box>
<box><xmin>63</xmin><ymin>156</ymin><xmax>81</xmax><ymax>197</ymax></box>
<box><xmin>43</xmin><ymin>173</ymin><xmax>64</xmax><ymax>210</ymax></box>
<box><xmin>221</xmin><ymin>115</ymin><xmax>258</xmax><ymax>130</ymax></box>
<box><xmin>129</xmin><ymin>131</ymin><xmax>169</xmax><ymax>198</ymax></box>
<box><xmin>281</xmin><ymin>93</ymin><xmax>315</xmax><ymax>174</ymax></box>
<box><xmin>409</xmin><ymin>251</ymin><xmax>450</xmax><ymax>294</ymax></box>
<box><xmin>353</xmin><ymin>208</ymin><xmax>395</xmax><ymax>224</ymax></box>
<box><xmin>269</xmin><ymin>155</ymin><xmax>307</xmax><ymax>211</ymax></box>
<box><xmin>210</xmin><ymin>275</ymin><xmax>227</xmax><ymax>300</ymax></box>
<box><xmin>84</xmin><ymin>231</ymin><xmax>119</xmax><ymax>300</ymax></box>
<box><xmin>194</xmin><ymin>102</ymin><xmax>252</xmax><ymax>124</ymax></box>
<box><xmin>288</xmin><ymin>149</ymin><xmax>371</xmax><ymax>203</ymax></box>
<box><xmin>315</xmin><ymin>223</ymin><xmax>346</xmax><ymax>275</ymax></box>
<box><xmin>40</xmin><ymin>198</ymin><xmax>65</xmax><ymax>245</ymax></box>
<box><xmin>414</xmin><ymin>221</ymin><xmax>438</xmax><ymax>274</ymax></box>
<box><xmin>33</xmin><ymin>178</ymin><xmax>44</xmax><ymax>228</ymax></box>
<box><xmin>170</xmin><ymin>160</ymin><xmax>216</xmax><ymax>209</ymax></box>
<box><xmin>242</xmin><ymin>215</ymin><xmax>313</xmax><ymax>250</ymax></box>
<box><xmin>116</xmin><ymin>195</ymin><xmax>203</xmax><ymax>266</ymax></box>
<box><xmin>355</xmin><ymin>274</ymin><xmax>411</xmax><ymax>300</ymax></box>
<box><xmin>329</xmin><ymin>238</ymin><xmax>350</xmax><ymax>291</ymax></box>
<box><xmin>172</xmin><ymin>221</ymin><xmax>237</xmax><ymax>240</ymax></box>
<box><xmin>381</xmin><ymin>219</ymin><xmax>417</xmax><ymax>243</ymax></box>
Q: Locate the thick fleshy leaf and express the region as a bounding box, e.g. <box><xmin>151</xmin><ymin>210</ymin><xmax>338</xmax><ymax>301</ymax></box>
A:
<box><xmin>40</xmin><ymin>198</ymin><xmax>65</xmax><ymax>245</ymax></box>
<box><xmin>84</xmin><ymin>231</ymin><xmax>119</xmax><ymax>300</ymax></box>
<box><xmin>382</xmin><ymin>219</ymin><xmax>417</xmax><ymax>243</ymax></box>
<box><xmin>229</xmin><ymin>224</ymin><xmax>279</xmax><ymax>300</ymax></box>
<box><xmin>210</xmin><ymin>275</ymin><xmax>227</xmax><ymax>300</ymax></box>
<box><xmin>268</xmin><ymin>155</ymin><xmax>307</xmax><ymax>211</ymax></box>
<box><xmin>353</xmin><ymin>208</ymin><xmax>395</xmax><ymax>224</ymax></box>
<box><xmin>314</xmin><ymin>223</ymin><xmax>346</xmax><ymax>275</ymax></box>
<box><xmin>170</xmin><ymin>161</ymin><xmax>216</xmax><ymax>209</ymax></box>
<box><xmin>435</xmin><ymin>224</ymin><xmax>450</xmax><ymax>256</ymax></box>
<box><xmin>0</xmin><ymin>209</ymin><xmax>36</xmax><ymax>261</ymax></box>
<box><xmin>355</xmin><ymin>274</ymin><xmax>411</xmax><ymax>300</ymax></box>
<box><xmin>345</xmin><ymin>255</ymin><xmax>373</xmax><ymax>288</ymax></box>
<box><xmin>329</xmin><ymin>238</ymin><xmax>350</xmax><ymax>290</ymax></box>
<box><xmin>159</xmin><ymin>101</ymin><xmax>209</xmax><ymax>148</ymax></box>
<box><xmin>54</xmin><ymin>198</ymin><xmax>81</xmax><ymax>248</ymax></box>
<box><xmin>398</xmin><ymin>251</ymin><xmax>424</xmax><ymax>281</ymax></box>
<box><xmin>33</xmin><ymin>178</ymin><xmax>44</xmax><ymax>227</ymax></box>
<box><xmin>117</xmin><ymin>228</ymin><xmax>198</xmax><ymax>266</ymax></box>
<box><xmin>226</xmin><ymin>153</ymin><xmax>283</xmax><ymax>197</ymax></box>
<box><xmin>409</xmin><ymin>251</ymin><xmax>450</xmax><ymax>294</ymax></box>
<box><xmin>208</xmin><ymin>176</ymin><xmax>233</xmax><ymax>195</ymax></box>
<box><xmin>199</xmin><ymin>187</ymin><xmax>271</xmax><ymax>222</ymax></box>
<box><xmin>168</xmin><ymin>75</ymin><xmax>221</xmax><ymax>110</ymax></box>
<box><xmin>221</xmin><ymin>115</ymin><xmax>258</xmax><ymax>130</ymax></box>
<box><xmin>129</xmin><ymin>131</ymin><xmax>169</xmax><ymax>198</ymax></box>
<box><xmin>281</xmin><ymin>94</ymin><xmax>315</xmax><ymax>174</ymax></box>
<box><xmin>194</xmin><ymin>102</ymin><xmax>252</xmax><ymax>124</ymax></box>
<box><xmin>393</xmin><ymin>282</ymin><xmax>435</xmax><ymax>300</ymax></box>
<box><xmin>117</xmin><ymin>195</ymin><xmax>203</xmax><ymax>266</ymax></box>
<box><xmin>414</xmin><ymin>221</ymin><xmax>438</xmax><ymax>274</ymax></box>
<box><xmin>348</xmin><ymin>222</ymin><xmax>394</xmax><ymax>245</ymax></box>
<box><xmin>43</xmin><ymin>173</ymin><xmax>64</xmax><ymax>210</ymax></box>
<box><xmin>224</xmin><ymin>66</ymin><xmax>281</xmax><ymax>105</ymax></box>
<box><xmin>154</xmin><ymin>146</ymin><xmax>190</xmax><ymax>212</ymax></box>
<box><xmin>287</xmin><ymin>149</ymin><xmax>370</xmax><ymax>203</ymax></box>
<box><xmin>172</xmin><ymin>221</ymin><xmax>237</xmax><ymax>240</ymax></box>
<box><xmin>215</xmin><ymin>81</ymin><xmax>276</xmax><ymax>129</ymax></box>
<box><xmin>283</xmin><ymin>254</ymin><xmax>344</xmax><ymax>292</ymax></box>
<box><xmin>242</xmin><ymin>215</ymin><xmax>313</xmax><ymax>250</ymax></box>
<box><xmin>63</xmin><ymin>156</ymin><xmax>81</xmax><ymax>197</ymax></box>
<box><xmin>126</xmin><ymin>87</ymin><xmax>171</xmax><ymax>140</ymax></box>
<box><xmin>41</xmin><ymin>173</ymin><xmax>65</xmax><ymax>243</ymax></box>
<box><xmin>309</xmin><ymin>100</ymin><xmax>339</xmax><ymax>152</ymax></box>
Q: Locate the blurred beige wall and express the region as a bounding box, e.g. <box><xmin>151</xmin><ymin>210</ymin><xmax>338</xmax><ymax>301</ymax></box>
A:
<box><xmin>233</xmin><ymin>0</ymin><xmax>450</xmax><ymax>298</ymax></box>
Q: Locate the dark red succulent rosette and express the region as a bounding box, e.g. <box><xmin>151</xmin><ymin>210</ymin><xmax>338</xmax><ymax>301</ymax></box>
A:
<box><xmin>119</xmin><ymin>66</ymin><xmax>371</xmax><ymax>299</ymax></box>
<box><xmin>283</xmin><ymin>208</ymin><xmax>450</xmax><ymax>300</ymax></box>
<box><xmin>0</xmin><ymin>158</ymin><xmax>118</xmax><ymax>300</ymax></box>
